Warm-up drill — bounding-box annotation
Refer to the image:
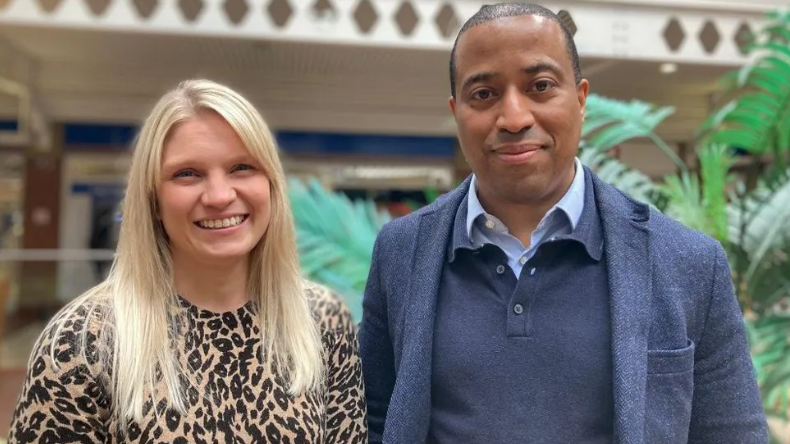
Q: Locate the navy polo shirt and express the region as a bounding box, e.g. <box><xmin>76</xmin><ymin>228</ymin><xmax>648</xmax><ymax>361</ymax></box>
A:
<box><xmin>427</xmin><ymin>166</ymin><xmax>614</xmax><ymax>443</ymax></box>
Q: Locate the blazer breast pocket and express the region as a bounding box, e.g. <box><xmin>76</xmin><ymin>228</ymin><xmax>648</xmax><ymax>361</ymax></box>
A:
<box><xmin>645</xmin><ymin>340</ymin><xmax>695</xmax><ymax>444</ymax></box>
<box><xmin>647</xmin><ymin>339</ymin><xmax>695</xmax><ymax>375</ymax></box>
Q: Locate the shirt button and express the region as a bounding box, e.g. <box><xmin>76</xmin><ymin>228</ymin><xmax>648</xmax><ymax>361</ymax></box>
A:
<box><xmin>496</xmin><ymin>265</ymin><xmax>505</xmax><ymax>274</ymax></box>
<box><xmin>519</xmin><ymin>257</ymin><xmax>527</xmax><ymax>265</ymax></box>
<box><xmin>514</xmin><ymin>304</ymin><xmax>524</xmax><ymax>315</ymax></box>
<box><xmin>485</xmin><ymin>219</ymin><xmax>495</xmax><ymax>229</ymax></box>
<box><xmin>530</xmin><ymin>268</ymin><xmax>536</xmax><ymax>276</ymax></box>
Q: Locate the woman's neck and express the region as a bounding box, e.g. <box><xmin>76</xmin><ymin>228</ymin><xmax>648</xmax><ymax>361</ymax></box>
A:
<box><xmin>171</xmin><ymin>253</ymin><xmax>250</xmax><ymax>313</ymax></box>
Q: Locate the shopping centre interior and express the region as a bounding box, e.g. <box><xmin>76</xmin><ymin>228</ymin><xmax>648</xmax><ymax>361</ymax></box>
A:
<box><xmin>2</xmin><ymin>0</ymin><xmax>788</xmax><ymax>440</ymax></box>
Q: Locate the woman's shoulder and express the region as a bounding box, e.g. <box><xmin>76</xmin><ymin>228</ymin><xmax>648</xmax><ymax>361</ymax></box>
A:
<box><xmin>32</xmin><ymin>292</ymin><xmax>112</xmax><ymax>373</ymax></box>
<box><xmin>302</xmin><ymin>280</ymin><xmax>356</xmax><ymax>335</ymax></box>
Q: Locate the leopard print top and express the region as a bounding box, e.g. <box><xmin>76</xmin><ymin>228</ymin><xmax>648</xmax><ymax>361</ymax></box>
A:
<box><xmin>8</xmin><ymin>283</ymin><xmax>367</xmax><ymax>443</ymax></box>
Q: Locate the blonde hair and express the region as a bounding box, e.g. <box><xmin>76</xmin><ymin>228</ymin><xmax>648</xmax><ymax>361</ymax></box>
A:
<box><xmin>47</xmin><ymin>79</ymin><xmax>323</xmax><ymax>426</ymax></box>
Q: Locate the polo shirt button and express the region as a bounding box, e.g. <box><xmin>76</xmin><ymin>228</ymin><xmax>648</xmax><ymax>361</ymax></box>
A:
<box><xmin>519</xmin><ymin>257</ymin><xmax>527</xmax><ymax>265</ymax></box>
<box><xmin>514</xmin><ymin>304</ymin><xmax>524</xmax><ymax>315</ymax></box>
<box><xmin>496</xmin><ymin>265</ymin><xmax>505</xmax><ymax>274</ymax></box>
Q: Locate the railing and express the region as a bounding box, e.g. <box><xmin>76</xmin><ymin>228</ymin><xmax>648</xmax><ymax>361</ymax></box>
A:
<box><xmin>589</xmin><ymin>0</ymin><xmax>790</xmax><ymax>13</ymax></box>
<box><xmin>0</xmin><ymin>0</ymin><xmax>773</xmax><ymax>64</ymax></box>
<box><xmin>0</xmin><ymin>249</ymin><xmax>114</xmax><ymax>370</ymax></box>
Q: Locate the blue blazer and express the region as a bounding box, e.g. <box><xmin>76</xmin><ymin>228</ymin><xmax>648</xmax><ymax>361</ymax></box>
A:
<box><xmin>359</xmin><ymin>169</ymin><xmax>768</xmax><ymax>444</ymax></box>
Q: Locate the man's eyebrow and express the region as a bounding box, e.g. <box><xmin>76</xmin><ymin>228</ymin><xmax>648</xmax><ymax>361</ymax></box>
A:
<box><xmin>461</xmin><ymin>71</ymin><xmax>496</xmax><ymax>92</ymax></box>
<box><xmin>460</xmin><ymin>62</ymin><xmax>564</xmax><ymax>91</ymax></box>
<box><xmin>522</xmin><ymin>62</ymin><xmax>563</xmax><ymax>77</ymax></box>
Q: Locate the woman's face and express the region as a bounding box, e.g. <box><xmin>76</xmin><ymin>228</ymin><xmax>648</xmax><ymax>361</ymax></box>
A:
<box><xmin>156</xmin><ymin>112</ymin><xmax>272</xmax><ymax>266</ymax></box>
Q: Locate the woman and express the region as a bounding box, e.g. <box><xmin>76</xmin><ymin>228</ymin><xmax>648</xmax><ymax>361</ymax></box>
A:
<box><xmin>9</xmin><ymin>79</ymin><xmax>367</xmax><ymax>443</ymax></box>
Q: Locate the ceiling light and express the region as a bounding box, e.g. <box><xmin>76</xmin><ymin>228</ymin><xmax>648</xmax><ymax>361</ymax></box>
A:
<box><xmin>660</xmin><ymin>63</ymin><xmax>678</xmax><ymax>74</ymax></box>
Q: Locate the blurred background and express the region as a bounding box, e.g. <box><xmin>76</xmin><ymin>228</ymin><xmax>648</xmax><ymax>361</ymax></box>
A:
<box><xmin>2</xmin><ymin>0</ymin><xmax>790</xmax><ymax>442</ymax></box>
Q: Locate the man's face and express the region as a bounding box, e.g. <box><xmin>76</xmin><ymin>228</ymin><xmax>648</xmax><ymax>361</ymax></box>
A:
<box><xmin>450</xmin><ymin>15</ymin><xmax>588</xmax><ymax>206</ymax></box>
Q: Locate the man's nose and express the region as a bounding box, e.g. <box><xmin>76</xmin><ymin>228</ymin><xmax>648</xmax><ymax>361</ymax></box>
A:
<box><xmin>496</xmin><ymin>89</ymin><xmax>536</xmax><ymax>134</ymax></box>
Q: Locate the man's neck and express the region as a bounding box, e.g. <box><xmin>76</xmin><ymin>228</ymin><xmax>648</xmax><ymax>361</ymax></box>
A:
<box><xmin>475</xmin><ymin>168</ymin><xmax>576</xmax><ymax>248</ymax></box>
<box><xmin>171</xmin><ymin>253</ymin><xmax>250</xmax><ymax>313</ymax></box>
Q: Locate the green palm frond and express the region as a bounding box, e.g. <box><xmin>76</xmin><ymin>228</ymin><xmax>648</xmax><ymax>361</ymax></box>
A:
<box><xmin>582</xmin><ymin>94</ymin><xmax>683</xmax><ymax>170</ymax></box>
<box><xmin>748</xmin><ymin>314</ymin><xmax>790</xmax><ymax>418</ymax></box>
<box><xmin>660</xmin><ymin>172</ymin><xmax>708</xmax><ymax>234</ymax></box>
<box><xmin>700</xmin><ymin>14</ymin><xmax>790</xmax><ymax>183</ymax></box>
<box><xmin>288</xmin><ymin>178</ymin><xmax>390</xmax><ymax>320</ymax></box>
<box><xmin>698</xmin><ymin>143</ymin><xmax>735</xmax><ymax>242</ymax></box>
<box><xmin>738</xmin><ymin>241</ymin><xmax>790</xmax><ymax>314</ymax></box>
<box><xmin>657</xmin><ymin>144</ymin><xmax>733</xmax><ymax>240</ymax></box>
<box><xmin>728</xmin><ymin>171</ymin><xmax>790</xmax><ymax>283</ymax></box>
<box><xmin>578</xmin><ymin>146</ymin><xmax>661</xmax><ymax>206</ymax></box>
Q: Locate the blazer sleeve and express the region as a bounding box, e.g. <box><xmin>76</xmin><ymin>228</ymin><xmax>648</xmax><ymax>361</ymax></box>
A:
<box><xmin>687</xmin><ymin>242</ymin><xmax>769</xmax><ymax>443</ymax></box>
<box><xmin>359</xmin><ymin>234</ymin><xmax>396</xmax><ymax>444</ymax></box>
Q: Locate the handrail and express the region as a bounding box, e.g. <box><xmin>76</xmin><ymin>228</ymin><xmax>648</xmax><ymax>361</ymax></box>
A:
<box><xmin>0</xmin><ymin>249</ymin><xmax>115</xmax><ymax>261</ymax></box>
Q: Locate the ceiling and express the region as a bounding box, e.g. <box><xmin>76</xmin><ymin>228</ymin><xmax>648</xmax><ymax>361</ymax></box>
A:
<box><xmin>0</xmin><ymin>23</ymin><xmax>734</xmax><ymax>143</ymax></box>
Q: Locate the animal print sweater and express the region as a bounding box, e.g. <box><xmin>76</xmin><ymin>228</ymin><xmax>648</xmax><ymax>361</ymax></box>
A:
<box><xmin>8</xmin><ymin>283</ymin><xmax>367</xmax><ymax>443</ymax></box>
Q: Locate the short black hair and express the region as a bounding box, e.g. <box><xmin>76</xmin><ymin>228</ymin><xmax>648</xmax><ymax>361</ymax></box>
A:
<box><xmin>449</xmin><ymin>3</ymin><xmax>582</xmax><ymax>98</ymax></box>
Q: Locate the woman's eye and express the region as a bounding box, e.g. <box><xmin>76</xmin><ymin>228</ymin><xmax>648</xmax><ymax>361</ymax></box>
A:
<box><xmin>173</xmin><ymin>169</ymin><xmax>197</xmax><ymax>178</ymax></box>
<box><xmin>232</xmin><ymin>164</ymin><xmax>255</xmax><ymax>172</ymax></box>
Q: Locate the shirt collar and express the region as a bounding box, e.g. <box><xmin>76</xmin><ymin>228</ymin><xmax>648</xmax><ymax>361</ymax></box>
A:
<box><xmin>448</xmin><ymin>158</ymin><xmax>602</xmax><ymax>263</ymax></box>
<box><xmin>466</xmin><ymin>157</ymin><xmax>586</xmax><ymax>242</ymax></box>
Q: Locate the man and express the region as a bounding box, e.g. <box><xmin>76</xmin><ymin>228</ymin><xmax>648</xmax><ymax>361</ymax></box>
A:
<box><xmin>358</xmin><ymin>3</ymin><xmax>768</xmax><ymax>444</ymax></box>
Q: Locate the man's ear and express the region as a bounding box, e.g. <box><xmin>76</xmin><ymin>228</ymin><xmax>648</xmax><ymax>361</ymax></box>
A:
<box><xmin>577</xmin><ymin>79</ymin><xmax>589</xmax><ymax>121</ymax></box>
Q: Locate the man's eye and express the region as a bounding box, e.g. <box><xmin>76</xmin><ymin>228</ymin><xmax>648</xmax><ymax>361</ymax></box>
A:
<box><xmin>533</xmin><ymin>80</ymin><xmax>555</xmax><ymax>92</ymax></box>
<box><xmin>471</xmin><ymin>90</ymin><xmax>493</xmax><ymax>100</ymax></box>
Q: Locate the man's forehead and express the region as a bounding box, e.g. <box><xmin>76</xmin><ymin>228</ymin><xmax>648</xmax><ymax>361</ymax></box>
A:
<box><xmin>461</xmin><ymin>14</ymin><xmax>561</xmax><ymax>41</ymax></box>
<box><xmin>455</xmin><ymin>15</ymin><xmax>566</xmax><ymax>67</ymax></box>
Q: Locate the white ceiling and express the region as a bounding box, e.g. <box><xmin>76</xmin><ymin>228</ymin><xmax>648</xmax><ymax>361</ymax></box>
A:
<box><xmin>0</xmin><ymin>23</ymin><xmax>733</xmax><ymax>143</ymax></box>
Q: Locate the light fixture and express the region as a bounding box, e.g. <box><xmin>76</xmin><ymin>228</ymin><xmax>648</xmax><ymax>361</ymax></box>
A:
<box><xmin>660</xmin><ymin>62</ymin><xmax>678</xmax><ymax>74</ymax></box>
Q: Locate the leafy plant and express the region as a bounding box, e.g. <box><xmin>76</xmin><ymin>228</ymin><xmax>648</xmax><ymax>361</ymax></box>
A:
<box><xmin>582</xmin><ymin>94</ymin><xmax>684</xmax><ymax>171</ymax></box>
<box><xmin>699</xmin><ymin>8</ymin><xmax>790</xmax><ymax>187</ymax></box>
<box><xmin>288</xmin><ymin>178</ymin><xmax>390</xmax><ymax>321</ymax></box>
<box><xmin>578</xmin><ymin>8</ymin><xmax>790</xmax><ymax>429</ymax></box>
<box><xmin>577</xmin><ymin>145</ymin><xmax>661</xmax><ymax>206</ymax></box>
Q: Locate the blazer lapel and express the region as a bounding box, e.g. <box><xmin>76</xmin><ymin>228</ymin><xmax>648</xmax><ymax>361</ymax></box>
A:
<box><xmin>593</xmin><ymin>173</ymin><xmax>652</xmax><ymax>444</ymax></box>
<box><xmin>386</xmin><ymin>180</ymin><xmax>469</xmax><ymax>444</ymax></box>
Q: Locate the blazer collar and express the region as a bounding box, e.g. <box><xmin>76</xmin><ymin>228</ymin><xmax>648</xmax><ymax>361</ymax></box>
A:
<box><xmin>386</xmin><ymin>177</ymin><xmax>470</xmax><ymax>443</ymax></box>
<box><xmin>590</xmin><ymin>170</ymin><xmax>652</xmax><ymax>444</ymax></box>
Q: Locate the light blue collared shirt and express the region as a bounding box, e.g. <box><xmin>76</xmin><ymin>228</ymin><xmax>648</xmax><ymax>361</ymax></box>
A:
<box><xmin>467</xmin><ymin>157</ymin><xmax>586</xmax><ymax>277</ymax></box>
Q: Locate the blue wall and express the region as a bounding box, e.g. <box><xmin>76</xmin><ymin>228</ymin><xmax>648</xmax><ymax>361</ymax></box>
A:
<box><xmin>58</xmin><ymin>123</ymin><xmax>456</xmax><ymax>158</ymax></box>
<box><xmin>0</xmin><ymin>120</ymin><xmax>19</xmax><ymax>131</ymax></box>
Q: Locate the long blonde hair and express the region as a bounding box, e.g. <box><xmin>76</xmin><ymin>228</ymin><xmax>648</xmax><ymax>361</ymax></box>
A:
<box><xmin>47</xmin><ymin>79</ymin><xmax>323</xmax><ymax>425</ymax></box>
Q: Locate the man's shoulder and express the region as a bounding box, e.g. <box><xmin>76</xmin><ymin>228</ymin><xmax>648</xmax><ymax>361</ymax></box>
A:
<box><xmin>647</xmin><ymin>207</ymin><xmax>719</xmax><ymax>249</ymax></box>
<box><xmin>593</xmin><ymin>172</ymin><xmax>722</xmax><ymax>259</ymax></box>
<box><xmin>376</xmin><ymin>180</ymin><xmax>468</xmax><ymax>243</ymax></box>
<box><xmin>646</xmin><ymin>207</ymin><xmax>725</xmax><ymax>270</ymax></box>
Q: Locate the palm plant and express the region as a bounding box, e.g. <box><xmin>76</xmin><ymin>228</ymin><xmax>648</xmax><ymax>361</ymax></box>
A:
<box><xmin>703</xmin><ymin>10</ymin><xmax>790</xmax><ymax>425</ymax></box>
<box><xmin>288</xmin><ymin>178</ymin><xmax>390</xmax><ymax>321</ymax></box>
<box><xmin>578</xmin><ymin>93</ymin><xmax>676</xmax><ymax>209</ymax></box>
<box><xmin>580</xmin><ymin>8</ymin><xmax>790</xmax><ymax>432</ymax></box>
